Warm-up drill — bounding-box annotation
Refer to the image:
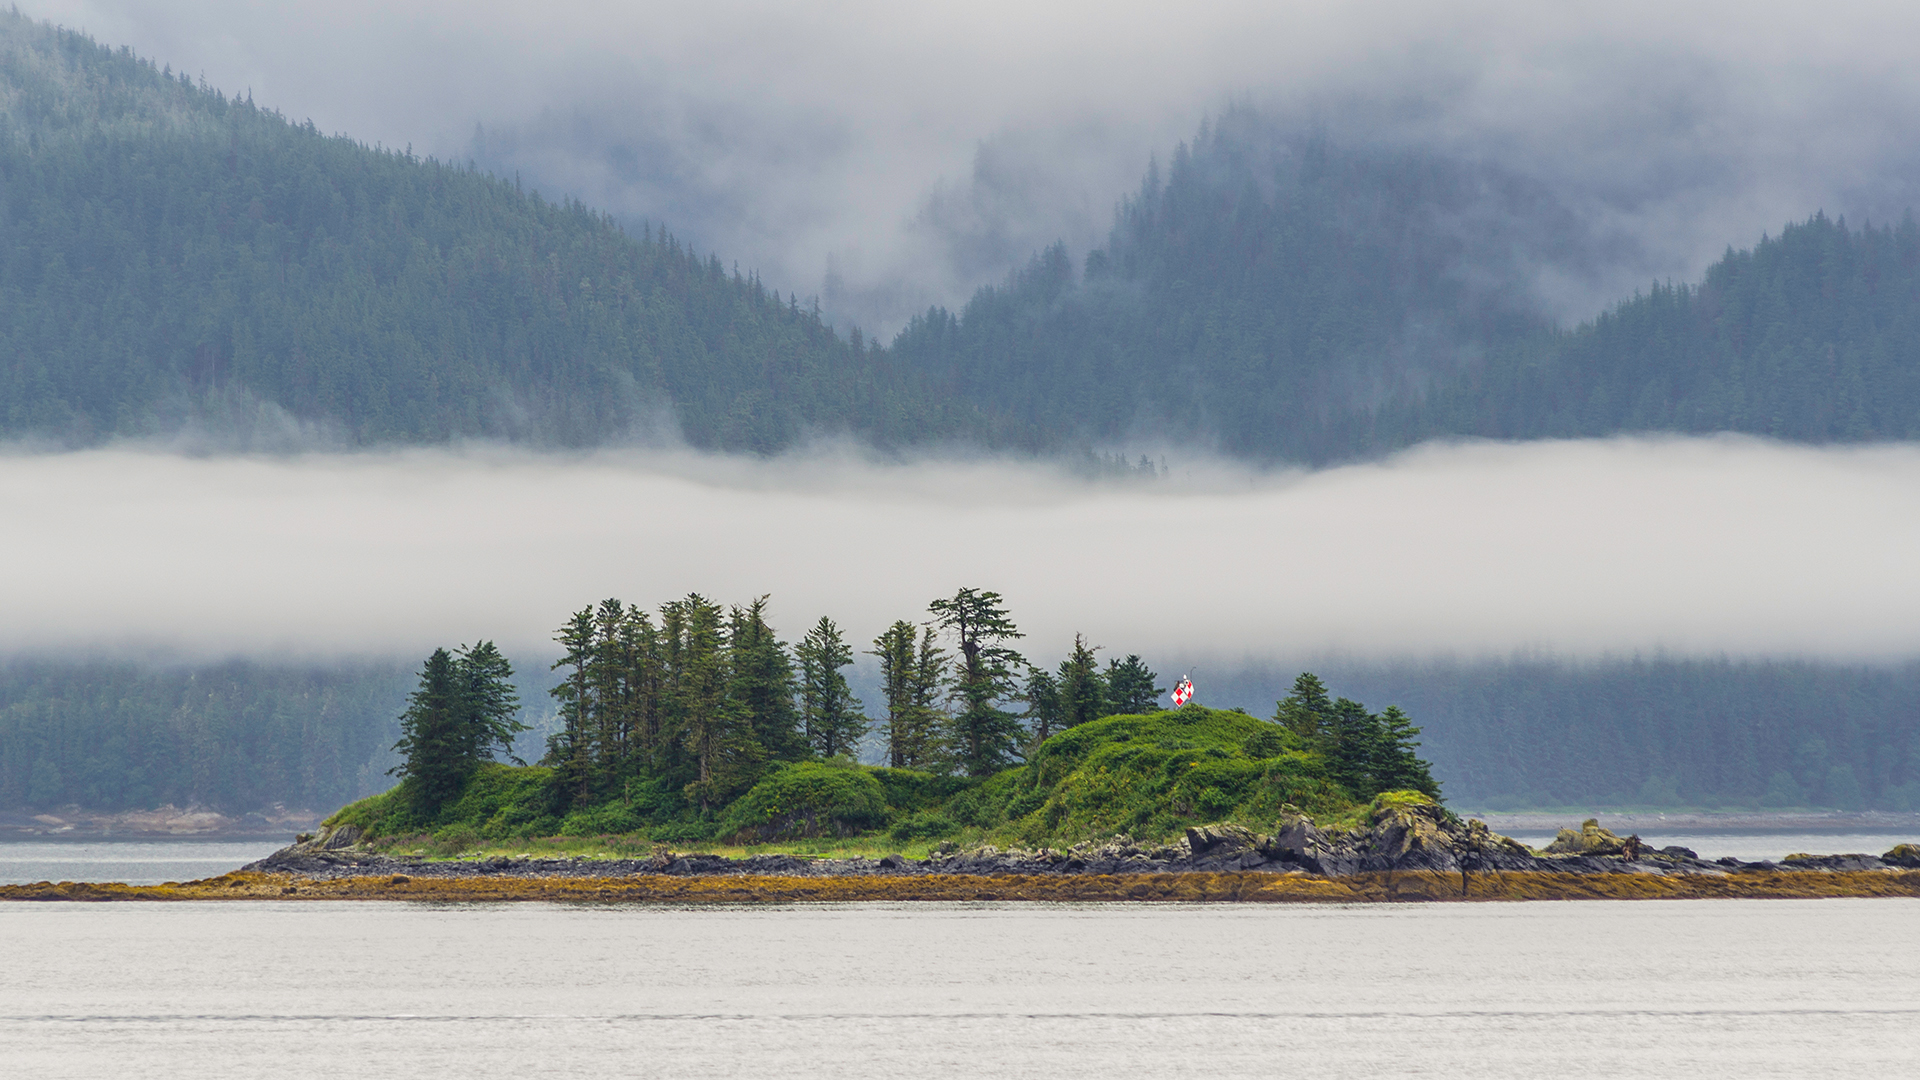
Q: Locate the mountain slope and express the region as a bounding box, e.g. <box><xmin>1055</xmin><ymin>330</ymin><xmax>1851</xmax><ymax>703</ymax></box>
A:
<box><xmin>891</xmin><ymin>111</ymin><xmax>1582</xmax><ymax>461</ymax></box>
<box><xmin>897</xmin><ymin>112</ymin><xmax>1920</xmax><ymax>461</ymax></box>
<box><xmin>0</xmin><ymin>13</ymin><xmax>971</xmax><ymax>450</ymax></box>
<box><xmin>1422</xmin><ymin>213</ymin><xmax>1920</xmax><ymax>442</ymax></box>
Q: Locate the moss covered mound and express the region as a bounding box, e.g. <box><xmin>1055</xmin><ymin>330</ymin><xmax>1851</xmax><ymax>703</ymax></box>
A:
<box><xmin>952</xmin><ymin>705</ymin><xmax>1347</xmax><ymax>845</ymax></box>
<box><xmin>720</xmin><ymin>762</ymin><xmax>891</xmax><ymax>841</ymax></box>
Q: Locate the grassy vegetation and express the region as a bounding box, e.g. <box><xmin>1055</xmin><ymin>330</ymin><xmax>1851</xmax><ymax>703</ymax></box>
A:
<box><xmin>325</xmin><ymin>705</ymin><xmax>1364</xmax><ymax>859</ymax></box>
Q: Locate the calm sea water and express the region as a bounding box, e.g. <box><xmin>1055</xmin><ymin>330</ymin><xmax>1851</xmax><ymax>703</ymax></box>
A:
<box><xmin>0</xmin><ymin>899</ymin><xmax>1914</xmax><ymax>1078</ymax></box>
<box><xmin>0</xmin><ymin>839</ymin><xmax>287</xmax><ymax>885</ymax></box>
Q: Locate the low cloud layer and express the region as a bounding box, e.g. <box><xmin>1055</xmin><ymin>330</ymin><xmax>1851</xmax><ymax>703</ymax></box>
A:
<box><xmin>29</xmin><ymin>1</ymin><xmax>1920</xmax><ymax>333</ymax></box>
<box><xmin>4</xmin><ymin>437</ymin><xmax>1917</xmax><ymax>665</ymax></box>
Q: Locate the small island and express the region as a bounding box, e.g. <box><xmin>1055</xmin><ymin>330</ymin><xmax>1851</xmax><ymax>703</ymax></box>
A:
<box><xmin>7</xmin><ymin>588</ymin><xmax>1918</xmax><ymax>902</ymax></box>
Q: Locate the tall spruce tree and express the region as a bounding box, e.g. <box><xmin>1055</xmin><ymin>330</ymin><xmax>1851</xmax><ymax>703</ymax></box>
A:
<box><xmin>1373</xmin><ymin>705</ymin><xmax>1441</xmax><ymax>798</ymax></box>
<box><xmin>1023</xmin><ymin>666</ymin><xmax>1064</xmax><ymax>744</ymax></box>
<box><xmin>728</xmin><ymin>597</ymin><xmax>805</xmax><ymax>762</ymax></box>
<box><xmin>907</xmin><ymin>625</ymin><xmax>950</xmax><ymax>769</ymax></box>
<box><xmin>1275</xmin><ymin>673</ymin><xmax>1333</xmax><ymax>744</ymax></box>
<box><xmin>454</xmin><ymin>641</ymin><xmax>526</xmax><ymax>764</ymax></box>
<box><xmin>870</xmin><ymin>620</ymin><xmax>948</xmax><ymax>769</ymax></box>
<box><xmin>392</xmin><ymin>643</ymin><xmax>523</xmax><ymax>816</ymax></box>
<box><xmin>547</xmin><ymin>609</ymin><xmax>597</xmax><ymax>801</ymax></box>
<box><xmin>663</xmin><ymin>594</ymin><xmax>759</xmax><ymax>811</ymax></box>
<box><xmin>796</xmin><ymin>616</ymin><xmax>866</xmax><ymax>758</ymax></box>
<box><xmin>1057</xmin><ymin>635</ymin><xmax>1107</xmax><ymax>729</ymax></box>
<box><xmin>1105</xmin><ymin>655</ymin><xmax>1163</xmax><ymax>714</ymax></box>
<box><xmin>928</xmin><ymin>587</ymin><xmax>1026</xmax><ymax>776</ymax></box>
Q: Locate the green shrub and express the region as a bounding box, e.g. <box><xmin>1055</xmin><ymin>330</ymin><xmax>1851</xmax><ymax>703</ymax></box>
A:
<box><xmin>427</xmin><ymin>822</ymin><xmax>480</xmax><ymax>856</ymax></box>
<box><xmin>888</xmin><ymin>811</ymin><xmax>959</xmax><ymax>841</ymax></box>
<box><xmin>868</xmin><ymin>768</ymin><xmax>965</xmax><ymax>812</ymax></box>
<box><xmin>559</xmin><ymin>802</ymin><xmax>650</xmax><ymax>837</ymax></box>
<box><xmin>720</xmin><ymin>761</ymin><xmax>889</xmax><ymax>841</ymax></box>
<box><xmin>650</xmin><ymin>820</ymin><xmax>717</xmax><ymax>845</ymax></box>
<box><xmin>1242</xmin><ymin>727</ymin><xmax>1287</xmax><ymax>758</ymax></box>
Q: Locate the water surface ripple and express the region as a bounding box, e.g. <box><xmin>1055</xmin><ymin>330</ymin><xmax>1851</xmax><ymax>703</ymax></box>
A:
<box><xmin>2</xmin><ymin>899</ymin><xmax>1914</xmax><ymax>1078</ymax></box>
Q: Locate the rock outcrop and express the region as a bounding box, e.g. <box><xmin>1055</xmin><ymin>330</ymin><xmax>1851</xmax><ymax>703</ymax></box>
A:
<box><xmin>241</xmin><ymin>801</ymin><xmax>1899</xmax><ymax>885</ymax></box>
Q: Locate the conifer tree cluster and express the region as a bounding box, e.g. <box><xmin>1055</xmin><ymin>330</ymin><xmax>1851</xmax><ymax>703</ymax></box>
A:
<box><xmin>388</xmin><ymin>587</ymin><xmax>1180</xmax><ymax>818</ymax></box>
<box><xmin>389</xmin><ymin>642</ymin><xmax>526</xmax><ymax>813</ymax></box>
<box><xmin>1273</xmin><ymin>673</ymin><xmax>1440</xmax><ymax>800</ymax></box>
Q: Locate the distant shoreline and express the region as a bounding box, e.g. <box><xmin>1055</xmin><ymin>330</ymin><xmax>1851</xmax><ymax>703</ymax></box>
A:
<box><xmin>0</xmin><ymin>807</ymin><xmax>321</xmax><ymax>841</ymax></box>
<box><xmin>1470</xmin><ymin>810</ymin><xmax>1920</xmax><ymax>834</ymax></box>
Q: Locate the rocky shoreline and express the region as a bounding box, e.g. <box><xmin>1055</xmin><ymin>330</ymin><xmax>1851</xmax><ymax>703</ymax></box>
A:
<box><xmin>248</xmin><ymin>802</ymin><xmax>1920</xmax><ymax>884</ymax></box>
<box><xmin>6</xmin><ymin>801</ymin><xmax>1917</xmax><ymax>903</ymax></box>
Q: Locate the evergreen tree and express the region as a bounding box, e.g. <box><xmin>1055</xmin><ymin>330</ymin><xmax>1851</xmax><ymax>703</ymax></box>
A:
<box><xmin>1105</xmin><ymin>655</ymin><xmax>1164</xmax><ymax>714</ymax></box>
<box><xmin>1057</xmin><ymin>634</ymin><xmax>1107</xmax><ymax>729</ymax></box>
<box><xmin>728</xmin><ymin>597</ymin><xmax>805</xmax><ymax>762</ymax></box>
<box><xmin>1373</xmin><ymin>705</ymin><xmax>1441</xmax><ymax>798</ymax></box>
<box><xmin>928</xmin><ymin>587</ymin><xmax>1026</xmax><ymax>776</ymax></box>
<box><xmin>796</xmin><ymin>616</ymin><xmax>866</xmax><ymax>759</ymax></box>
<box><xmin>662</xmin><ymin>594</ymin><xmax>759</xmax><ymax>811</ymax></box>
<box><xmin>1325</xmin><ymin>697</ymin><xmax>1381</xmax><ymax>797</ymax></box>
<box><xmin>870</xmin><ymin>620</ymin><xmax>947</xmax><ymax>769</ymax></box>
<box><xmin>906</xmin><ymin>625</ymin><xmax>950</xmax><ymax>770</ymax></box>
<box><xmin>453</xmin><ymin>641</ymin><xmax>525</xmax><ymax>765</ymax></box>
<box><xmin>1023</xmin><ymin>666</ymin><xmax>1064</xmax><ymax>744</ymax></box>
<box><xmin>1275</xmin><ymin>673</ymin><xmax>1333</xmax><ymax>744</ymax></box>
<box><xmin>546</xmin><ymin>608</ymin><xmax>598</xmax><ymax>801</ymax></box>
<box><xmin>391</xmin><ymin>648</ymin><xmax>463</xmax><ymax>813</ymax></box>
<box><xmin>392</xmin><ymin>643</ymin><xmax>522</xmax><ymax>815</ymax></box>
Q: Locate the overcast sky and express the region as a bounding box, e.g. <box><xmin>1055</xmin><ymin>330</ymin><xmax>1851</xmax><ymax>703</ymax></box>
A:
<box><xmin>27</xmin><ymin>0</ymin><xmax>1920</xmax><ymax>333</ymax></box>
<box><xmin>5</xmin><ymin>437</ymin><xmax>1917</xmax><ymax>666</ymax></box>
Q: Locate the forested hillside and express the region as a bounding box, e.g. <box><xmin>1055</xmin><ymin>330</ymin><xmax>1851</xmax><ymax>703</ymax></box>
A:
<box><xmin>1420</xmin><ymin>214</ymin><xmax>1920</xmax><ymax>442</ymax></box>
<box><xmin>895</xmin><ymin>113</ymin><xmax>1920</xmax><ymax>461</ymax></box>
<box><xmin>0</xmin><ymin>14</ymin><xmax>971</xmax><ymax>450</ymax></box>
<box><xmin>6</xmin><ymin>11</ymin><xmax>1917</xmax><ymax>460</ymax></box>
<box><xmin>1306</xmin><ymin>658</ymin><xmax>1920</xmax><ymax>811</ymax></box>
<box><xmin>890</xmin><ymin>110</ymin><xmax>1574</xmax><ymax>461</ymax></box>
<box><xmin>0</xmin><ymin>659</ymin><xmax>412</xmax><ymax>812</ymax></box>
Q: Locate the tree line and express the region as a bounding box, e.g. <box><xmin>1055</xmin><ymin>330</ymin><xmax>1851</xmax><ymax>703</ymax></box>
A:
<box><xmin>394</xmin><ymin>587</ymin><xmax>1179</xmax><ymax>816</ymax></box>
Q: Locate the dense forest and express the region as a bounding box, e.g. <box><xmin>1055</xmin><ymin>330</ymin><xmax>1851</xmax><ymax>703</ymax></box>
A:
<box><xmin>0</xmin><ymin>13</ymin><xmax>975</xmax><ymax>450</ymax></box>
<box><xmin>1418</xmin><ymin>214</ymin><xmax>1920</xmax><ymax>443</ymax></box>
<box><xmin>1327</xmin><ymin>658</ymin><xmax>1920</xmax><ymax>811</ymax></box>
<box><xmin>0</xmin><ymin>658</ymin><xmax>411</xmax><ymax>812</ymax></box>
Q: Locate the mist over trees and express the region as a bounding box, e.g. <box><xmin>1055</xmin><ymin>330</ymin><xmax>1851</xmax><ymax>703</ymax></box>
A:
<box><xmin>4</xmin><ymin>15</ymin><xmax>1919</xmax><ymax>462</ymax></box>
<box><xmin>0</xmin><ymin>13</ymin><xmax>970</xmax><ymax>451</ymax></box>
<box><xmin>894</xmin><ymin>110</ymin><xmax>1920</xmax><ymax>461</ymax></box>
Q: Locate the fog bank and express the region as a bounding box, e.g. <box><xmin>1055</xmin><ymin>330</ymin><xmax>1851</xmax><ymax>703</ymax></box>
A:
<box><xmin>2</xmin><ymin>436</ymin><xmax>1916</xmax><ymax>664</ymax></box>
